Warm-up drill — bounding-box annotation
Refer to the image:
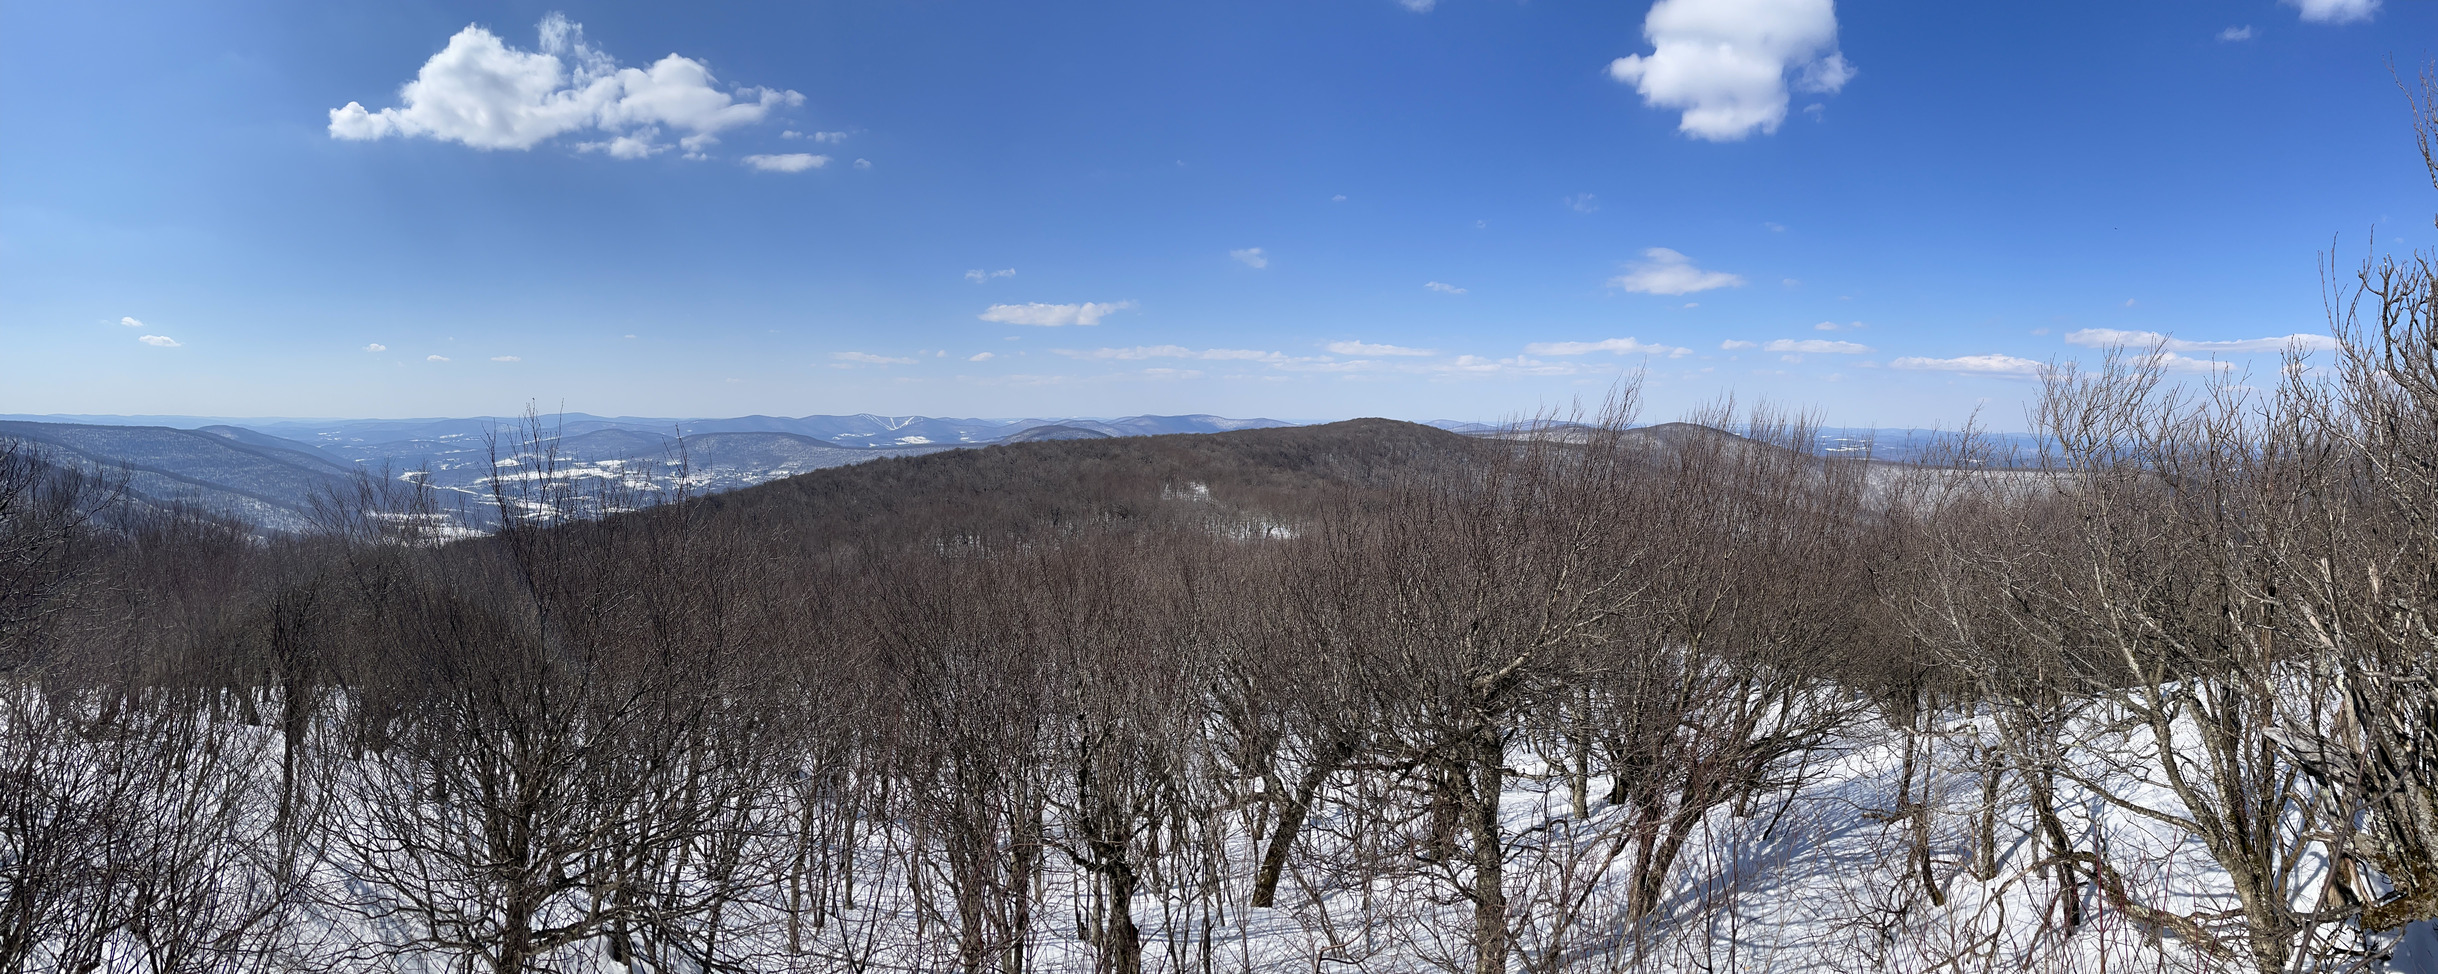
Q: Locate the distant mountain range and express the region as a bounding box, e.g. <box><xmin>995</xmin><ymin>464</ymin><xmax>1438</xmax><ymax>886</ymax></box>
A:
<box><xmin>0</xmin><ymin>411</ymin><xmax>2034</xmax><ymax>533</ymax></box>
<box><xmin>0</xmin><ymin>413</ymin><xmax>1295</xmax><ymax>532</ymax></box>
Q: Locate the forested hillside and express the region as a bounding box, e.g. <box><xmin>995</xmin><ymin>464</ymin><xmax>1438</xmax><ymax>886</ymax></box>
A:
<box><xmin>8</xmin><ymin>294</ymin><xmax>2438</xmax><ymax>973</ymax></box>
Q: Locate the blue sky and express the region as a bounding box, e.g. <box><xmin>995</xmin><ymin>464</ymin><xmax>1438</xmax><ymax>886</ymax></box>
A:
<box><xmin>2</xmin><ymin>0</ymin><xmax>2429</xmax><ymax>426</ymax></box>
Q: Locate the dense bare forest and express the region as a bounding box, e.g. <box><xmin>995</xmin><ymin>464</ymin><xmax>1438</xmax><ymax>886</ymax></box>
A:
<box><xmin>8</xmin><ymin>99</ymin><xmax>2438</xmax><ymax>974</ymax></box>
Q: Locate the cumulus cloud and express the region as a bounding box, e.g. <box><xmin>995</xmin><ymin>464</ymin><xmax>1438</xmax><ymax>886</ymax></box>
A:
<box><xmin>1608</xmin><ymin>248</ymin><xmax>1745</xmax><ymax>295</ymax></box>
<box><xmin>138</xmin><ymin>335</ymin><xmax>181</xmax><ymax>347</ymax></box>
<box><xmin>1230</xmin><ymin>248</ymin><xmax>1269</xmax><ymax>269</ymax></box>
<box><xmin>329</xmin><ymin>13</ymin><xmax>802</xmax><ymax>157</ymax></box>
<box><xmin>364</xmin><ymin>343</ymin><xmax>388</xmax><ymax>352</ymax></box>
<box><xmin>1608</xmin><ymin>0</ymin><xmax>1853</xmax><ymax>141</ymax></box>
<box><xmin>2063</xmin><ymin>328</ymin><xmax>2336</xmax><ymax>354</ymax></box>
<box><xmin>1891</xmin><ymin>354</ymin><xmax>2044</xmax><ymax>375</ymax></box>
<box><xmin>427</xmin><ymin>354</ymin><xmax>451</xmax><ymax>362</ymax></box>
<box><xmin>968</xmin><ymin>352</ymin><xmax>996</xmax><ymax>362</ymax></box>
<box><xmin>830</xmin><ymin>351</ymin><xmax>918</xmax><ymax>366</ymax></box>
<box><xmin>744</xmin><ymin>153</ymin><xmax>828</xmax><ymax>172</ymax></box>
<box><xmin>2218</xmin><ymin>25</ymin><xmax>2255</xmax><ymax>40</ymax></box>
<box><xmin>1326</xmin><ymin>340</ymin><xmax>1437</xmax><ymax>357</ymax></box>
<box><xmin>853</xmin><ymin>158</ymin><xmax>872</xmax><ymax>169</ymax></box>
<box><xmin>2284</xmin><ymin>0</ymin><xmax>2377</xmax><ymax>23</ymax></box>
<box><xmin>1424</xmin><ymin>281</ymin><xmax>1467</xmax><ymax>294</ymax></box>
<box><xmin>1523</xmin><ymin>337</ymin><xmax>1692</xmax><ymax>357</ymax></box>
<box><xmin>979</xmin><ymin>301</ymin><xmax>1135</xmax><ymax>327</ymax></box>
<box><xmin>1763</xmin><ymin>338</ymin><xmax>1870</xmax><ymax>354</ymax></box>
<box><xmin>120</xmin><ymin>316</ymin><xmax>144</xmax><ymax>328</ymax></box>
<box><xmin>965</xmin><ymin>268</ymin><xmax>1016</xmax><ymax>283</ymax></box>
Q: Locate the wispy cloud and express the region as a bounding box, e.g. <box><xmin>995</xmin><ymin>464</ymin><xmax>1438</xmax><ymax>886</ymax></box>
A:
<box><xmin>491</xmin><ymin>355</ymin><xmax>521</xmax><ymax>362</ymax></box>
<box><xmin>1326</xmin><ymin>340</ymin><xmax>1437</xmax><ymax>357</ymax></box>
<box><xmin>1608</xmin><ymin>248</ymin><xmax>1744</xmax><ymax>295</ymax></box>
<box><xmin>427</xmin><ymin>354</ymin><xmax>450</xmax><ymax>362</ymax></box>
<box><xmin>1720</xmin><ymin>340</ymin><xmax>1757</xmax><ymax>350</ymax></box>
<box><xmin>364</xmin><ymin>343</ymin><xmax>388</xmax><ymax>352</ymax></box>
<box><xmin>744</xmin><ymin>153</ymin><xmax>829</xmax><ymax>172</ymax></box>
<box><xmin>968</xmin><ymin>351</ymin><xmax>996</xmax><ymax>362</ymax></box>
<box><xmin>1564</xmin><ymin>193</ymin><xmax>1599</xmax><ymax>213</ymax></box>
<box><xmin>1423</xmin><ymin>281</ymin><xmax>1466</xmax><ymax>294</ymax></box>
<box><xmin>1523</xmin><ymin>337</ymin><xmax>1692</xmax><ymax>358</ymax></box>
<box><xmin>965</xmin><ymin>268</ymin><xmax>1016</xmax><ymax>283</ymax></box>
<box><xmin>1891</xmin><ymin>354</ymin><xmax>2043</xmax><ymax>375</ymax></box>
<box><xmin>2217</xmin><ymin>25</ymin><xmax>2255</xmax><ymax>40</ymax></box>
<box><xmin>1763</xmin><ymin>338</ymin><xmax>1870</xmax><ymax>354</ymax></box>
<box><xmin>978</xmin><ymin>301</ymin><xmax>1136</xmax><ymax>326</ymax></box>
<box><xmin>1230</xmin><ymin>248</ymin><xmax>1269</xmax><ymax>269</ymax></box>
<box><xmin>2063</xmin><ymin>328</ymin><xmax>2335</xmax><ymax>354</ymax></box>
<box><xmin>1059</xmin><ymin>345</ymin><xmax>1292</xmax><ymax>364</ymax></box>
<box><xmin>138</xmin><ymin>335</ymin><xmax>181</xmax><ymax>347</ymax></box>
<box><xmin>830</xmin><ymin>351</ymin><xmax>918</xmax><ymax>367</ymax></box>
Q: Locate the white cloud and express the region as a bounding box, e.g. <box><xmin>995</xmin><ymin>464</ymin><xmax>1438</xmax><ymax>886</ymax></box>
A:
<box><xmin>1424</xmin><ymin>281</ymin><xmax>1467</xmax><ymax>294</ymax></box>
<box><xmin>1230</xmin><ymin>247</ymin><xmax>1269</xmax><ymax>268</ymax></box>
<box><xmin>1398</xmin><ymin>0</ymin><xmax>1437</xmax><ymax>10</ymax></box>
<box><xmin>1069</xmin><ymin>345</ymin><xmax>1193</xmax><ymax>360</ymax></box>
<box><xmin>491</xmin><ymin>355</ymin><xmax>521</xmax><ymax>362</ymax></box>
<box><xmin>364</xmin><ymin>343</ymin><xmax>388</xmax><ymax>352</ymax></box>
<box><xmin>1059</xmin><ymin>345</ymin><xmax>1292</xmax><ymax>364</ymax></box>
<box><xmin>978</xmin><ymin>301</ymin><xmax>1136</xmax><ymax>326</ymax></box>
<box><xmin>968</xmin><ymin>352</ymin><xmax>996</xmax><ymax>362</ymax></box>
<box><xmin>830</xmin><ymin>351</ymin><xmax>918</xmax><ymax>366</ymax></box>
<box><xmin>2284</xmin><ymin>0</ymin><xmax>2377</xmax><ymax>23</ymax></box>
<box><xmin>1326</xmin><ymin>340</ymin><xmax>1437</xmax><ymax>357</ymax></box>
<box><xmin>2151</xmin><ymin>352</ymin><xmax>2237</xmax><ymax>374</ymax></box>
<box><xmin>120</xmin><ymin>316</ymin><xmax>144</xmax><ymax>328</ymax></box>
<box><xmin>427</xmin><ymin>354</ymin><xmax>451</xmax><ymax>362</ymax></box>
<box><xmin>744</xmin><ymin>153</ymin><xmax>828</xmax><ymax>172</ymax></box>
<box><xmin>782</xmin><ymin>130</ymin><xmax>848</xmax><ymax>143</ymax></box>
<box><xmin>1608</xmin><ymin>248</ymin><xmax>1744</xmax><ymax>295</ymax></box>
<box><xmin>1891</xmin><ymin>354</ymin><xmax>2044</xmax><ymax>375</ymax></box>
<box><xmin>965</xmin><ymin>268</ymin><xmax>1016</xmax><ymax>283</ymax></box>
<box><xmin>2063</xmin><ymin>328</ymin><xmax>2336</xmax><ymax>354</ymax></box>
<box><xmin>1608</xmin><ymin>0</ymin><xmax>1853</xmax><ymax>141</ymax></box>
<box><xmin>1763</xmin><ymin>338</ymin><xmax>1870</xmax><ymax>354</ymax></box>
<box><xmin>1564</xmin><ymin>193</ymin><xmax>1599</xmax><ymax>213</ymax></box>
<box><xmin>1720</xmin><ymin>339</ymin><xmax>1757</xmax><ymax>350</ymax></box>
<box><xmin>2218</xmin><ymin>25</ymin><xmax>2256</xmax><ymax>40</ymax></box>
<box><xmin>853</xmin><ymin>158</ymin><xmax>872</xmax><ymax>169</ymax></box>
<box><xmin>138</xmin><ymin>335</ymin><xmax>181</xmax><ymax>347</ymax></box>
<box><xmin>1523</xmin><ymin>337</ymin><xmax>1692</xmax><ymax>358</ymax></box>
<box><xmin>329</xmin><ymin>14</ymin><xmax>801</xmax><ymax>156</ymax></box>
<box><xmin>1331</xmin><ymin>194</ymin><xmax>1347</xmax><ymax>202</ymax></box>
